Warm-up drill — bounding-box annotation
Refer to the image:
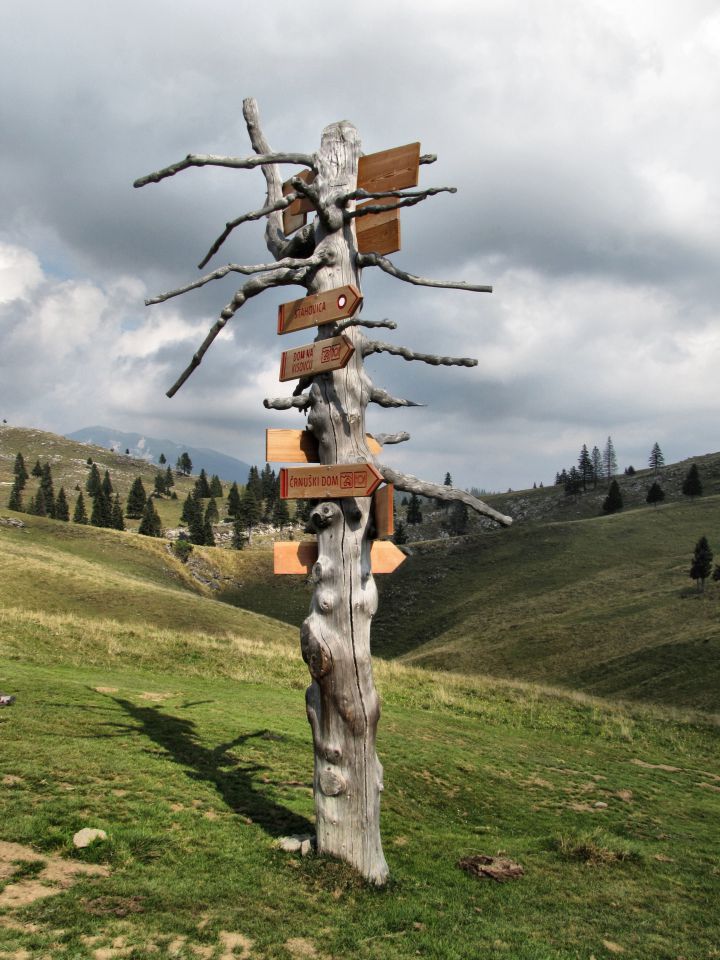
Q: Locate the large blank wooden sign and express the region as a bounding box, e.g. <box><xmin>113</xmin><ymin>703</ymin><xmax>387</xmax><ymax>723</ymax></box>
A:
<box><xmin>279</xmin><ymin>334</ymin><xmax>354</xmax><ymax>381</ymax></box>
<box><xmin>266</xmin><ymin>429</ymin><xmax>382</xmax><ymax>463</ymax></box>
<box><xmin>280</xmin><ymin>463</ymin><xmax>383</xmax><ymax>499</ymax></box>
<box><xmin>277</xmin><ymin>285</ymin><xmax>362</xmax><ymax>335</ymax></box>
<box><xmin>274</xmin><ymin>540</ymin><xmax>406</xmax><ymax>575</ymax></box>
<box><xmin>355</xmin><ymin>199</ymin><xmax>401</xmax><ymax>256</ymax></box>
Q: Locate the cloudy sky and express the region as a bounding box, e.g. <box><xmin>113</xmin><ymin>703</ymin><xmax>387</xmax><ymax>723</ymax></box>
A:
<box><xmin>1</xmin><ymin>0</ymin><xmax>718</xmax><ymax>490</ymax></box>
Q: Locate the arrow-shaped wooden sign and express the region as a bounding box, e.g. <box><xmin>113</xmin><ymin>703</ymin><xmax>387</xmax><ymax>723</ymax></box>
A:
<box><xmin>266</xmin><ymin>429</ymin><xmax>382</xmax><ymax>463</ymax></box>
<box><xmin>274</xmin><ymin>540</ymin><xmax>406</xmax><ymax>575</ymax></box>
<box><xmin>279</xmin><ymin>334</ymin><xmax>354</xmax><ymax>381</ymax></box>
<box><xmin>277</xmin><ymin>284</ymin><xmax>362</xmax><ymax>336</ymax></box>
<box><xmin>279</xmin><ymin>463</ymin><xmax>383</xmax><ymax>500</ymax></box>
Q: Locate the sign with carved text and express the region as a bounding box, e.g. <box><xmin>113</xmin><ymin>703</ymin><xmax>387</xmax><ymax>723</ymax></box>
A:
<box><xmin>279</xmin><ymin>463</ymin><xmax>383</xmax><ymax>500</ymax></box>
<box><xmin>277</xmin><ymin>285</ymin><xmax>362</xmax><ymax>335</ymax></box>
<box><xmin>266</xmin><ymin>429</ymin><xmax>382</xmax><ymax>463</ymax></box>
<box><xmin>274</xmin><ymin>539</ymin><xmax>406</xmax><ymax>575</ymax></box>
<box><xmin>279</xmin><ymin>334</ymin><xmax>354</xmax><ymax>381</ymax></box>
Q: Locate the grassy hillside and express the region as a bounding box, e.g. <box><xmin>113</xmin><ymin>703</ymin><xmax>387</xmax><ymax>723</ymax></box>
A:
<box><xmin>373</xmin><ymin>497</ymin><xmax>720</xmax><ymax>711</ymax></box>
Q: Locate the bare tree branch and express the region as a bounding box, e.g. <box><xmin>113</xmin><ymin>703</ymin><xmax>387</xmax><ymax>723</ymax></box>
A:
<box><xmin>343</xmin><ymin>187</ymin><xmax>456</xmax><ymax>219</ymax></box>
<box><xmin>378</xmin><ymin>465</ymin><xmax>513</xmax><ymax>526</ymax></box>
<box><xmin>198</xmin><ymin>194</ymin><xmax>298</xmax><ymax>269</ymax></box>
<box><xmin>358</xmin><ymin>253</ymin><xmax>493</xmax><ymax>293</ymax></box>
<box><xmin>134</xmin><ymin>151</ymin><xmax>316</xmax><ymax>189</ymax></box>
<box><xmin>166</xmin><ymin>266</ymin><xmax>308</xmax><ymax>398</ymax></box>
<box><xmin>147</xmin><ymin>252</ymin><xmax>328</xmax><ymax>305</ymax></box>
<box><xmin>243</xmin><ymin>97</ymin><xmax>288</xmax><ymax>259</ymax></box>
<box><xmin>335</xmin><ymin>317</ymin><xmax>397</xmax><ymax>333</ymax></box>
<box><xmin>373</xmin><ymin>432</ymin><xmax>410</xmax><ymax>445</ymax></box>
<box><xmin>369</xmin><ymin>387</ymin><xmax>425</xmax><ymax>408</ymax></box>
<box><xmin>419</xmin><ymin>153</ymin><xmax>437</xmax><ymax>165</ymax></box>
<box><xmin>362</xmin><ymin>339</ymin><xmax>478</xmax><ymax>367</ymax></box>
<box><xmin>263</xmin><ymin>395</ymin><xmax>312</xmax><ymax>411</ymax></box>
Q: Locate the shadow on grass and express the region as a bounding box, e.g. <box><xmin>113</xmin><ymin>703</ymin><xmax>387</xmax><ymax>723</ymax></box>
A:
<box><xmin>110</xmin><ymin>697</ymin><xmax>313</xmax><ymax>838</ymax></box>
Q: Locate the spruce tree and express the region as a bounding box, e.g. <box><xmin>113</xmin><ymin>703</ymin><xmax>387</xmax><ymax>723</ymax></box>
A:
<box><xmin>690</xmin><ymin>536</ymin><xmax>713</xmax><ymax>593</ymax></box>
<box><xmin>246</xmin><ymin>466</ymin><xmax>263</xmax><ymax>501</ymax></box>
<box><xmin>188</xmin><ymin>500</ymin><xmax>206</xmax><ymax>545</ymax></box>
<box><xmin>86</xmin><ymin>463</ymin><xmax>101</xmax><ymax>496</ymax></box>
<box><xmin>8</xmin><ymin>481</ymin><xmax>22</xmax><ymax>512</ymax></box>
<box><xmin>591</xmin><ymin>446</ymin><xmax>602</xmax><ymax>487</ymax></box>
<box><xmin>33</xmin><ymin>488</ymin><xmax>47</xmax><ymax>517</ymax></box>
<box><xmin>202</xmin><ymin>513</ymin><xmax>215</xmax><ymax>547</ymax></box>
<box><xmin>205</xmin><ymin>497</ymin><xmax>219</xmax><ymax>524</ymax></box>
<box><xmin>272</xmin><ymin>496</ymin><xmax>290</xmax><ymax>527</ymax></box>
<box><xmin>227</xmin><ymin>482</ymin><xmax>241</xmax><ymax>518</ymax></box>
<box><xmin>209</xmin><ymin>474</ymin><xmax>223</xmax><ymax>498</ymax></box>
<box><xmin>40</xmin><ymin>462</ymin><xmax>55</xmax><ymax>518</ymax></box>
<box><xmin>176</xmin><ymin>452</ymin><xmax>192</xmax><ymax>476</ymax></box>
<box><xmin>195</xmin><ymin>468</ymin><xmax>211</xmax><ymax>499</ymax></box>
<box><xmin>154</xmin><ymin>471</ymin><xmax>167</xmax><ymax>496</ymax></box>
<box><xmin>445</xmin><ymin>500</ymin><xmax>468</xmax><ymax>535</ymax></box>
<box><xmin>232</xmin><ymin>519</ymin><xmax>248</xmax><ymax>550</ymax></box>
<box><xmin>73</xmin><ymin>492</ymin><xmax>88</xmax><ymax>524</ymax></box>
<box><xmin>91</xmin><ymin>489</ymin><xmax>111</xmax><ymax>528</ymax></box>
<box><xmin>602</xmin><ymin>436</ymin><xmax>617</xmax><ymax>478</ymax></box>
<box><xmin>393</xmin><ymin>520</ymin><xmax>408</xmax><ymax>545</ymax></box>
<box><xmin>407</xmin><ymin>493</ymin><xmax>423</xmax><ymax>525</ymax></box>
<box><xmin>181</xmin><ymin>492</ymin><xmax>198</xmax><ymax>525</ymax></box>
<box><xmin>261</xmin><ymin>463</ymin><xmax>276</xmax><ymax>501</ymax></box>
<box><xmin>564</xmin><ymin>467</ymin><xmax>582</xmax><ymax>497</ymax></box>
<box><xmin>164</xmin><ymin>465</ymin><xmax>175</xmax><ymax>491</ymax></box>
<box><xmin>237</xmin><ymin>487</ymin><xmax>261</xmax><ymax>539</ymax></box>
<box><xmin>55</xmin><ymin>487</ymin><xmax>69</xmax><ymax>521</ymax></box>
<box><xmin>13</xmin><ymin>453</ymin><xmax>28</xmax><ymax>487</ymax></box>
<box><xmin>111</xmin><ymin>495</ymin><xmax>126</xmax><ymax>531</ymax></box>
<box><xmin>295</xmin><ymin>498</ymin><xmax>314</xmax><ymax>524</ymax></box>
<box><xmin>578</xmin><ymin>444</ymin><xmax>592</xmax><ymax>491</ymax></box>
<box><xmin>126</xmin><ymin>477</ymin><xmax>147</xmax><ymax>518</ymax></box>
<box><xmin>646</xmin><ymin>481</ymin><xmax>665</xmax><ymax>507</ymax></box>
<box><xmin>602</xmin><ymin>479</ymin><xmax>623</xmax><ymax>514</ymax></box>
<box><xmin>101</xmin><ymin>470</ymin><xmax>113</xmax><ymax>497</ymax></box>
<box><xmin>31</xmin><ymin>458</ymin><xmax>43</xmax><ymax>478</ymax></box>
<box><xmin>138</xmin><ymin>498</ymin><xmax>162</xmax><ymax>537</ymax></box>
<box><xmin>159</xmin><ymin>453</ymin><xmax>167</xmax><ymax>465</ymax></box>
<box><xmin>649</xmin><ymin>442</ymin><xmax>665</xmax><ymax>474</ymax></box>
<box><xmin>682</xmin><ymin>464</ymin><xmax>702</xmax><ymax>499</ymax></box>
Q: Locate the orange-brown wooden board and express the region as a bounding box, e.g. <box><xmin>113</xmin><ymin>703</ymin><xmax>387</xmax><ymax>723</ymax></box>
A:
<box><xmin>266</xmin><ymin>429</ymin><xmax>382</xmax><ymax>463</ymax></box>
<box><xmin>357</xmin><ymin>143</ymin><xmax>420</xmax><ymax>194</ymax></box>
<box><xmin>279</xmin><ymin>334</ymin><xmax>354</xmax><ymax>381</ymax></box>
<box><xmin>277</xmin><ymin>284</ymin><xmax>362</xmax><ymax>335</ymax></box>
<box><xmin>355</xmin><ymin>199</ymin><xmax>401</xmax><ymax>256</ymax></box>
<box><xmin>280</xmin><ymin>463</ymin><xmax>383</xmax><ymax>499</ymax></box>
<box><xmin>373</xmin><ymin>483</ymin><xmax>394</xmax><ymax>539</ymax></box>
<box><xmin>274</xmin><ymin>539</ymin><xmax>406</xmax><ymax>575</ymax></box>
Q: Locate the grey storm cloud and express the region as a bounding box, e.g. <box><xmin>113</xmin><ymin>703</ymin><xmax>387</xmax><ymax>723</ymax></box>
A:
<box><xmin>1</xmin><ymin>0</ymin><xmax>719</xmax><ymax>489</ymax></box>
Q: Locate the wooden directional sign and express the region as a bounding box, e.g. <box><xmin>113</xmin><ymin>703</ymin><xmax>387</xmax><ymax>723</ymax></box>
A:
<box><xmin>357</xmin><ymin>142</ymin><xmax>421</xmax><ymax>194</ymax></box>
<box><xmin>356</xmin><ymin>199</ymin><xmax>401</xmax><ymax>256</ymax></box>
<box><xmin>373</xmin><ymin>483</ymin><xmax>394</xmax><ymax>539</ymax></box>
<box><xmin>280</xmin><ymin>463</ymin><xmax>383</xmax><ymax>500</ymax></box>
<box><xmin>282</xmin><ymin>170</ymin><xmax>315</xmax><ymax>235</ymax></box>
<box><xmin>278</xmin><ymin>284</ymin><xmax>362</xmax><ymax>336</ymax></box>
<box><xmin>266</xmin><ymin>429</ymin><xmax>382</xmax><ymax>463</ymax></box>
<box><xmin>279</xmin><ymin>334</ymin><xmax>354</xmax><ymax>382</ymax></box>
<box><xmin>274</xmin><ymin>539</ymin><xmax>406</xmax><ymax>575</ymax></box>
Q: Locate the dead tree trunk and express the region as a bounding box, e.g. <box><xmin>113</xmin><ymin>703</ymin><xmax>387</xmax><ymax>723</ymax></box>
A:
<box><xmin>299</xmin><ymin>121</ymin><xmax>388</xmax><ymax>883</ymax></box>
<box><xmin>134</xmin><ymin>97</ymin><xmax>511</xmax><ymax>886</ymax></box>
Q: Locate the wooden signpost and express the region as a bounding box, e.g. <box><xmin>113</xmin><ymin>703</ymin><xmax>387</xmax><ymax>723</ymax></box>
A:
<box><xmin>279</xmin><ymin>463</ymin><xmax>383</xmax><ymax>500</ymax></box>
<box><xmin>277</xmin><ymin>284</ymin><xmax>362</xmax><ymax>335</ymax></box>
<box><xmin>278</xmin><ymin>334</ymin><xmax>354</xmax><ymax>381</ymax></box>
<box><xmin>266</xmin><ymin>429</ymin><xmax>382</xmax><ymax>463</ymax></box>
<box><xmin>274</xmin><ymin>539</ymin><xmax>406</xmax><ymax>575</ymax></box>
<box><xmin>135</xmin><ymin>98</ymin><xmax>509</xmax><ymax>887</ymax></box>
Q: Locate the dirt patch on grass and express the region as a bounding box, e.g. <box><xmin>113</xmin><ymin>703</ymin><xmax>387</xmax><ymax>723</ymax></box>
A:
<box><xmin>630</xmin><ymin>758</ymin><xmax>681</xmax><ymax>772</ymax></box>
<box><xmin>219</xmin><ymin>931</ymin><xmax>253</xmax><ymax>959</ymax></box>
<box><xmin>2</xmin><ymin>775</ymin><xmax>24</xmax><ymax>785</ymax></box>
<box><xmin>140</xmin><ymin>691</ymin><xmax>175</xmax><ymax>702</ymax></box>
<box><xmin>0</xmin><ymin>840</ymin><xmax>109</xmax><ymax>908</ymax></box>
<box><xmin>285</xmin><ymin>938</ymin><xmax>318</xmax><ymax>958</ymax></box>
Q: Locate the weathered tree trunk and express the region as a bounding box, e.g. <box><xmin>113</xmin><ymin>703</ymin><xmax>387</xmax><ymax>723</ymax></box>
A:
<box><xmin>299</xmin><ymin>121</ymin><xmax>388</xmax><ymax>884</ymax></box>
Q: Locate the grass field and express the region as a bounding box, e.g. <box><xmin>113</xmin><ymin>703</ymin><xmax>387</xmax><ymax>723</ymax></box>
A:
<box><xmin>1</xmin><ymin>507</ymin><xmax>719</xmax><ymax>958</ymax></box>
